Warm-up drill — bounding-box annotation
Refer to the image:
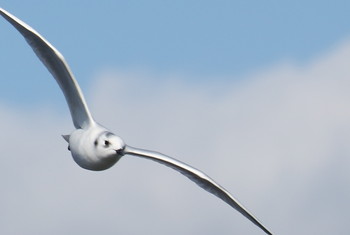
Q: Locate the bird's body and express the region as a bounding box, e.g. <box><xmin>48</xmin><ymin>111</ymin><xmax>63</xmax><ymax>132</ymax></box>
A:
<box><xmin>0</xmin><ymin>8</ymin><xmax>272</xmax><ymax>234</ymax></box>
<box><xmin>66</xmin><ymin>124</ymin><xmax>125</xmax><ymax>171</ymax></box>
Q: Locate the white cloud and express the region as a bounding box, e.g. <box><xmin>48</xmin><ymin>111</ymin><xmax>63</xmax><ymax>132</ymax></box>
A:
<box><xmin>2</xmin><ymin>40</ymin><xmax>350</xmax><ymax>234</ymax></box>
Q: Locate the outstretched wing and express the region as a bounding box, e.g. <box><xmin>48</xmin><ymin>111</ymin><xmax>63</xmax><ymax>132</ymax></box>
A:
<box><xmin>0</xmin><ymin>8</ymin><xmax>94</xmax><ymax>129</ymax></box>
<box><xmin>124</xmin><ymin>145</ymin><xmax>272</xmax><ymax>235</ymax></box>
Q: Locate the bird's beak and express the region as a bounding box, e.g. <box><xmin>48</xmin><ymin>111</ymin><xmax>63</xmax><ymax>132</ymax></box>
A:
<box><xmin>116</xmin><ymin>146</ymin><xmax>126</xmax><ymax>156</ymax></box>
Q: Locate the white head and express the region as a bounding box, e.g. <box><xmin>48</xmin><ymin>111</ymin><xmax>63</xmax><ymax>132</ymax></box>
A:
<box><xmin>89</xmin><ymin>131</ymin><xmax>126</xmax><ymax>170</ymax></box>
<box><xmin>66</xmin><ymin>129</ymin><xmax>126</xmax><ymax>171</ymax></box>
<box><xmin>93</xmin><ymin>131</ymin><xmax>126</xmax><ymax>158</ymax></box>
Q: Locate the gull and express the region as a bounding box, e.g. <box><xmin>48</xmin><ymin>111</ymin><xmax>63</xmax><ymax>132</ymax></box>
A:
<box><xmin>0</xmin><ymin>8</ymin><xmax>273</xmax><ymax>235</ymax></box>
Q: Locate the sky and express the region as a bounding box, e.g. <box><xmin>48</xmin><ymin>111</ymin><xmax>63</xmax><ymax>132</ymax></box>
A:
<box><xmin>1</xmin><ymin>1</ymin><xmax>350</xmax><ymax>234</ymax></box>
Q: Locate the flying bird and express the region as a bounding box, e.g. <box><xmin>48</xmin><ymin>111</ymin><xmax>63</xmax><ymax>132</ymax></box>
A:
<box><xmin>0</xmin><ymin>8</ymin><xmax>272</xmax><ymax>235</ymax></box>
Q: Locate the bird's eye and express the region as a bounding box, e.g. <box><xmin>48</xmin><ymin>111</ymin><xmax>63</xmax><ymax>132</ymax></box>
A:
<box><xmin>104</xmin><ymin>140</ymin><xmax>110</xmax><ymax>147</ymax></box>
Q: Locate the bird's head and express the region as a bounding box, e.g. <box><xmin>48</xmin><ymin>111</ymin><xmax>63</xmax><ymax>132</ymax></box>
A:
<box><xmin>64</xmin><ymin>129</ymin><xmax>126</xmax><ymax>171</ymax></box>
<box><xmin>94</xmin><ymin>131</ymin><xmax>126</xmax><ymax>158</ymax></box>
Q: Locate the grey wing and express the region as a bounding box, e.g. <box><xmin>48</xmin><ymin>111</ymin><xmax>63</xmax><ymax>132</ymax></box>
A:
<box><xmin>0</xmin><ymin>8</ymin><xmax>93</xmax><ymax>129</ymax></box>
<box><xmin>124</xmin><ymin>145</ymin><xmax>272</xmax><ymax>235</ymax></box>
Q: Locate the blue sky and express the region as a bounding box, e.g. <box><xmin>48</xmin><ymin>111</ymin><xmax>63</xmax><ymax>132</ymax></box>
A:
<box><xmin>1</xmin><ymin>1</ymin><xmax>350</xmax><ymax>105</ymax></box>
<box><xmin>2</xmin><ymin>1</ymin><xmax>350</xmax><ymax>235</ymax></box>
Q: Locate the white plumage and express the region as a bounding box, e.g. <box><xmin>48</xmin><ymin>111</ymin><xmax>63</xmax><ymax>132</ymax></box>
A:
<box><xmin>0</xmin><ymin>8</ymin><xmax>272</xmax><ymax>235</ymax></box>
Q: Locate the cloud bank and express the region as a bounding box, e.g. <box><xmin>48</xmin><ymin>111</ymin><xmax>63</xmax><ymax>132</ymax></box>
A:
<box><xmin>1</xmin><ymin>40</ymin><xmax>350</xmax><ymax>235</ymax></box>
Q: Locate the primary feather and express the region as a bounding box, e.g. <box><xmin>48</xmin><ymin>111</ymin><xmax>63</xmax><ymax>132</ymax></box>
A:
<box><xmin>0</xmin><ymin>8</ymin><xmax>273</xmax><ymax>234</ymax></box>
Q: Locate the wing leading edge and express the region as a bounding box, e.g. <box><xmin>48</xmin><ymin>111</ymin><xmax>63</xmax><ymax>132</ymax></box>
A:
<box><xmin>0</xmin><ymin>8</ymin><xmax>94</xmax><ymax>129</ymax></box>
<box><xmin>124</xmin><ymin>145</ymin><xmax>272</xmax><ymax>235</ymax></box>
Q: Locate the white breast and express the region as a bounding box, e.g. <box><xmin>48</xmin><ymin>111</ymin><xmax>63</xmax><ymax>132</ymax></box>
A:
<box><xmin>68</xmin><ymin>126</ymin><xmax>120</xmax><ymax>171</ymax></box>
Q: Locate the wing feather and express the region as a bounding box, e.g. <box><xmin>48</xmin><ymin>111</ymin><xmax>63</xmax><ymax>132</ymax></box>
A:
<box><xmin>124</xmin><ymin>145</ymin><xmax>272</xmax><ymax>235</ymax></box>
<box><xmin>0</xmin><ymin>8</ymin><xmax>94</xmax><ymax>128</ymax></box>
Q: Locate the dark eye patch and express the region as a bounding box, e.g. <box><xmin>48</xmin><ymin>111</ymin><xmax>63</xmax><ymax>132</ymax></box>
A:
<box><xmin>94</xmin><ymin>140</ymin><xmax>98</xmax><ymax>146</ymax></box>
<box><xmin>106</xmin><ymin>132</ymin><xmax>114</xmax><ymax>137</ymax></box>
<box><xmin>104</xmin><ymin>140</ymin><xmax>110</xmax><ymax>147</ymax></box>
